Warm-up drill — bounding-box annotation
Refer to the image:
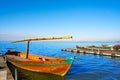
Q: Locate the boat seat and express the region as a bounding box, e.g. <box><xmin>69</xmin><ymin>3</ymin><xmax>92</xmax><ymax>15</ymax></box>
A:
<box><xmin>38</xmin><ymin>57</ymin><xmax>46</xmax><ymax>61</ymax></box>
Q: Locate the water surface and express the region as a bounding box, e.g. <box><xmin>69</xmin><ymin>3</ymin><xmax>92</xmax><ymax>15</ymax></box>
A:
<box><xmin>0</xmin><ymin>41</ymin><xmax>120</xmax><ymax>80</ymax></box>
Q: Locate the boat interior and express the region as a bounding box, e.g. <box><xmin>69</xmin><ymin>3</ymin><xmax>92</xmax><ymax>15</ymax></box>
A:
<box><xmin>6</xmin><ymin>50</ymin><xmax>65</xmax><ymax>64</ymax></box>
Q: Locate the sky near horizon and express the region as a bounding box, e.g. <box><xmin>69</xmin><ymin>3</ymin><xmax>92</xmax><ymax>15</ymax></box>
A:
<box><xmin>0</xmin><ymin>0</ymin><xmax>120</xmax><ymax>41</ymax></box>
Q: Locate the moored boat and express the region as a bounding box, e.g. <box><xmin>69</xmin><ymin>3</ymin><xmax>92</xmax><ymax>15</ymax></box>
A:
<box><xmin>6</xmin><ymin>36</ymin><xmax>74</xmax><ymax>76</ymax></box>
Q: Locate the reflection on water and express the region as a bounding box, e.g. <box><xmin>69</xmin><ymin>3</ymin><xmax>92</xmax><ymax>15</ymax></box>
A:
<box><xmin>7</xmin><ymin>62</ymin><xmax>65</xmax><ymax>80</ymax></box>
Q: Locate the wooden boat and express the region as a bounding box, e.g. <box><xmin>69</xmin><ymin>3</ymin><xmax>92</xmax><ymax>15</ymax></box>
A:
<box><xmin>6</xmin><ymin>36</ymin><xmax>74</xmax><ymax>76</ymax></box>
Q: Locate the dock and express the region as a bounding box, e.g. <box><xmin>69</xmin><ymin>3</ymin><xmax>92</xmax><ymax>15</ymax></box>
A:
<box><xmin>0</xmin><ymin>55</ymin><xmax>14</xmax><ymax>80</ymax></box>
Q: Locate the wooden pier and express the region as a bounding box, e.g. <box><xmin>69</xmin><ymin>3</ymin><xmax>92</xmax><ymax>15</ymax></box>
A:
<box><xmin>0</xmin><ymin>55</ymin><xmax>14</xmax><ymax>80</ymax></box>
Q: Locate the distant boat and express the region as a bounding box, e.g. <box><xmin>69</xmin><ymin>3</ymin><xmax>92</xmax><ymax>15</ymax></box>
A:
<box><xmin>6</xmin><ymin>36</ymin><xmax>74</xmax><ymax>76</ymax></box>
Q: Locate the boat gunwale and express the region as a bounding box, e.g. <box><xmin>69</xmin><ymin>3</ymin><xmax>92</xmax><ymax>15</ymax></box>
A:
<box><xmin>7</xmin><ymin>57</ymin><xmax>74</xmax><ymax>66</ymax></box>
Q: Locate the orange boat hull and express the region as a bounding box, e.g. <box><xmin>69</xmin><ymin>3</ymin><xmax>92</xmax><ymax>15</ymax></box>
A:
<box><xmin>6</xmin><ymin>51</ymin><xmax>74</xmax><ymax>76</ymax></box>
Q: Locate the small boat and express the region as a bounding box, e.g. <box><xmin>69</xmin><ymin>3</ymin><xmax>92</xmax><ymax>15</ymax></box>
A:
<box><xmin>6</xmin><ymin>36</ymin><xmax>74</xmax><ymax>76</ymax></box>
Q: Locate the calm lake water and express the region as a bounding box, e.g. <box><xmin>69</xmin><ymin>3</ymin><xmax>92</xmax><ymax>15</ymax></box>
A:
<box><xmin>0</xmin><ymin>41</ymin><xmax>120</xmax><ymax>80</ymax></box>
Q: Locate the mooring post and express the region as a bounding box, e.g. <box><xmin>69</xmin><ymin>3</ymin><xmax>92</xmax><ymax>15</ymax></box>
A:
<box><xmin>4</xmin><ymin>55</ymin><xmax>6</xmax><ymax>63</ymax></box>
<box><xmin>92</xmin><ymin>48</ymin><xmax>93</xmax><ymax>52</ymax></box>
<box><xmin>98</xmin><ymin>48</ymin><xmax>100</xmax><ymax>54</ymax></box>
<box><xmin>15</xmin><ymin>68</ymin><xmax>18</xmax><ymax>80</ymax></box>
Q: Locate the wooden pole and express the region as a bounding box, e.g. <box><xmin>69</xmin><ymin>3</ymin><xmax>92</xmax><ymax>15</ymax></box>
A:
<box><xmin>4</xmin><ymin>55</ymin><xmax>6</xmax><ymax>63</ymax></box>
<box><xmin>15</xmin><ymin>68</ymin><xmax>18</xmax><ymax>80</ymax></box>
<box><xmin>12</xmin><ymin>36</ymin><xmax>72</xmax><ymax>43</ymax></box>
<box><xmin>98</xmin><ymin>48</ymin><xmax>100</xmax><ymax>54</ymax></box>
<box><xmin>26</xmin><ymin>41</ymin><xmax>30</xmax><ymax>59</ymax></box>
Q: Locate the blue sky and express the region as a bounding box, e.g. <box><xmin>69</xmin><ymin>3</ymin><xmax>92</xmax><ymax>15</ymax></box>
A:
<box><xmin>0</xmin><ymin>0</ymin><xmax>120</xmax><ymax>41</ymax></box>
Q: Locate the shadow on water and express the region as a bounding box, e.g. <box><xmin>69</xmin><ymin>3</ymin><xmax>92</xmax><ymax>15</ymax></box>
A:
<box><xmin>7</xmin><ymin>62</ymin><xmax>66</xmax><ymax>80</ymax></box>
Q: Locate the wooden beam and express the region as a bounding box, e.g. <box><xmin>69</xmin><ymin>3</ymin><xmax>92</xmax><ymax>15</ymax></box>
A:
<box><xmin>12</xmin><ymin>36</ymin><xmax>72</xmax><ymax>43</ymax></box>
